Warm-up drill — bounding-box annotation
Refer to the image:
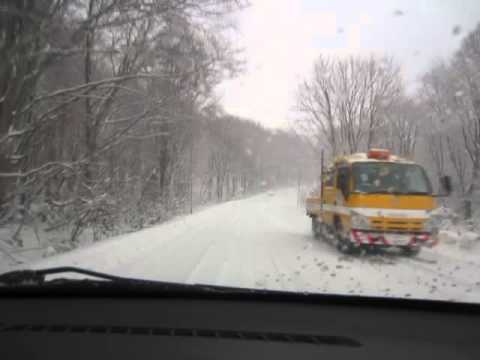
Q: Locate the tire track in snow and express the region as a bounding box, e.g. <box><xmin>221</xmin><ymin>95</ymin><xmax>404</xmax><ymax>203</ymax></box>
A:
<box><xmin>185</xmin><ymin>203</ymin><xmax>244</xmax><ymax>285</ymax></box>
<box><xmin>199</xmin><ymin>198</ymin><xmax>252</xmax><ymax>288</ymax></box>
<box><xmin>184</xmin><ymin>238</ymin><xmax>219</xmax><ymax>285</ymax></box>
<box><xmin>116</xmin><ymin>200</ymin><xmax>245</xmax><ymax>282</ymax></box>
<box><xmin>253</xmin><ymin>194</ymin><xmax>312</xmax><ymax>292</ymax></box>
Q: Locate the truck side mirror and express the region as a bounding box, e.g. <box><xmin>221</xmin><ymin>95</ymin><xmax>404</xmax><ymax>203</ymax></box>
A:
<box><xmin>439</xmin><ymin>175</ymin><xmax>452</xmax><ymax>196</ymax></box>
<box><xmin>338</xmin><ymin>175</ymin><xmax>350</xmax><ymax>199</ymax></box>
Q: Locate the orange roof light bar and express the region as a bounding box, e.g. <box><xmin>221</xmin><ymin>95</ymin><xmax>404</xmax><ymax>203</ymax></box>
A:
<box><xmin>367</xmin><ymin>148</ymin><xmax>390</xmax><ymax>160</ymax></box>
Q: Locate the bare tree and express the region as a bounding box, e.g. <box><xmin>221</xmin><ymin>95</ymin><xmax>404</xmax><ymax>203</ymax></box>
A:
<box><xmin>295</xmin><ymin>56</ymin><xmax>337</xmax><ymax>156</ymax></box>
<box><xmin>294</xmin><ymin>55</ymin><xmax>402</xmax><ymax>157</ymax></box>
<box><xmin>381</xmin><ymin>97</ymin><xmax>419</xmax><ymax>158</ymax></box>
<box><xmin>419</xmin><ymin>24</ymin><xmax>480</xmax><ymax>218</ymax></box>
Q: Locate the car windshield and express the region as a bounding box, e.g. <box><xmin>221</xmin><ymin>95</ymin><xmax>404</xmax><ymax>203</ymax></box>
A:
<box><xmin>352</xmin><ymin>163</ymin><xmax>432</xmax><ymax>195</ymax></box>
<box><xmin>1</xmin><ymin>1</ymin><xmax>480</xmax><ymax>305</ymax></box>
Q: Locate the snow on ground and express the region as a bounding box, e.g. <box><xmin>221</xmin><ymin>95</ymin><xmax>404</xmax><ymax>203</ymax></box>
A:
<box><xmin>14</xmin><ymin>188</ymin><xmax>480</xmax><ymax>303</ymax></box>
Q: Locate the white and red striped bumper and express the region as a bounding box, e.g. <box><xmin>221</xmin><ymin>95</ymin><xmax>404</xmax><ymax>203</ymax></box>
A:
<box><xmin>350</xmin><ymin>229</ymin><xmax>437</xmax><ymax>248</ymax></box>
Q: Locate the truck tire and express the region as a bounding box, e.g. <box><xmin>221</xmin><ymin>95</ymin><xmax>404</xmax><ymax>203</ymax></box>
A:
<box><xmin>334</xmin><ymin>217</ymin><xmax>358</xmax><ymax>255</ymax></box>
<box><xmin>311</xmin><ymin>217</ymin><xmax>321</xmax><ymax>239</ymax></box>
<box><xmin>402</xmin><ymin>246</ymin><xmax>421</xmax><ymax>257</ymax></box>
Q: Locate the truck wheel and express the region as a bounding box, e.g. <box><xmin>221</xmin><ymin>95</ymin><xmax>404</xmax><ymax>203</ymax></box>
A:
<box><xmin>311</xmin><ymin>217</ymin><xmax>321</xmax><ymax>239</ymax></box>
<box><xmin>336</xmin><ymin>238</ymin><xmax>358</xmax><ymax>255</ymax></box>
<box><xmin>334</xmin><ymin>217</ymin><xmax>358</xmax><ymax>255</ymax></box>
<box><xmin>402</xmin><ymin>246</ymin><xmax>421</xmax><ymax>257</ymax></box>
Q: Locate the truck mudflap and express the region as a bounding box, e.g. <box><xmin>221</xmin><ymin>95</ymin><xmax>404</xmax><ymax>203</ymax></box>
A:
<box><xmin>350</xmin><ymin>229</ymin><xmax>437</xmax><ymax>247</ymax></box>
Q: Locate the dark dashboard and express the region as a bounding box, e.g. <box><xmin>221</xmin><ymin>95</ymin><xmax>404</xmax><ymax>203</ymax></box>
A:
<box><xmin>1</xmin><ymin>284</ymin><xmax>479</xmax><ymax>360</ymax></box>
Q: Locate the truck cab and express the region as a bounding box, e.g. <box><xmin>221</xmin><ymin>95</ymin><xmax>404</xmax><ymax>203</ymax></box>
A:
<box><xmin>306</xmin><ymin>149</ymin><xmax>451</xmax><ymax>255</ymax></box>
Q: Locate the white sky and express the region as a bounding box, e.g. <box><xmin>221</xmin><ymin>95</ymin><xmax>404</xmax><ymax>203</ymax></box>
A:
<box><xmin>216</xmin><ymin>0</ymin><xmax>480</xmax><ymax>128</ymax></box>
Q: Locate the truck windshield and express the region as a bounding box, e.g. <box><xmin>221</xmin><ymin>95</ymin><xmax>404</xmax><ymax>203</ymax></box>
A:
<box><xmin>352</xmin><ymin>163</ymin><xmax>432</xmax><ymax>195</ymax></box>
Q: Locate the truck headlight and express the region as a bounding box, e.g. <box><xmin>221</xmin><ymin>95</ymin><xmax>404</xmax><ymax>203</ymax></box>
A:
<box><xmin>351</xmin><ymin>213</ymin><xmax>370</xmax><ymax>229</ymax></box>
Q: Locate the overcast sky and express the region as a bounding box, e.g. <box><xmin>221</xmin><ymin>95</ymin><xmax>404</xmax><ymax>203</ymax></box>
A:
<box><xmin>215</xmin><ymin>0</ymin><xmax>480</xmax><ymax>128</ymax></box>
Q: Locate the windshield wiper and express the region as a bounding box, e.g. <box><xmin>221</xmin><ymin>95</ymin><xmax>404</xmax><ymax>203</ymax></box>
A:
<box><xmin>402</xmin><ymin>191</ymin><xmax>430</xmax><ymax>195</ymax></box>
<box><xmin>354</xmin><ymin>190</ymin><xmax>402</xmax><ymax>195</ymax></box>
<box><xmin>354</xmin><ymin>190</ymin><xmax>430</xmax><ymax>196</ymax></box>
<box><xmin>0</xmin><ymin>267</ymin><xmax>134</xmax><ymax>286</ymax></box>
<box><xmin>0</xmin><ymin>266</ymin><xmax>257</xmax><ymax>295</ymax></box>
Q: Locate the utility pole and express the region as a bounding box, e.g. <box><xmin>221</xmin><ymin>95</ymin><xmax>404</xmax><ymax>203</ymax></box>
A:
<box><xmin>189</xmin><ymin>117</ymin><xmax>194</xmax><ymax>214</ymax></box>
<box><xmin>297</xmin><ymin>165</ymin><xmax>302</xmax><ymax>206</ymax></box>
<box><xmin>320</xmin><ymin>149</ymin><xmax>324</xmax><ymax>211</ymax></box>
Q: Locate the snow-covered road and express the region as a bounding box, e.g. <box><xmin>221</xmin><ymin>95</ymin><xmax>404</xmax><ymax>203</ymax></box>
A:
<box><xmin>33</xmin><ymin>188</ymin><xmax>480</xmax><ymax>303</ymax></box>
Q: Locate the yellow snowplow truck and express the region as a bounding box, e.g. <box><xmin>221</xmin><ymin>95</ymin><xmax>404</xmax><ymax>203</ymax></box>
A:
<box><xmin>305</xmin><ymin>149</ymin><xmax>452</xmax><ymax>256</ymax></box>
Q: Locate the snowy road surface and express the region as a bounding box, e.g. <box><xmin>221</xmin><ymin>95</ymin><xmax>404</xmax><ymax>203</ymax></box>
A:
<box><xmin>32</xmin><ymin>188</ymin><xmax>480</xmax><ymax>303</ymax></box>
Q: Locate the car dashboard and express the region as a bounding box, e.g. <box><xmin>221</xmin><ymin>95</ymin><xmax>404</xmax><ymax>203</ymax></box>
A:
<box><xmin>1</xmin><ymin>288</ymin><xmax>479</xmax><ymax>359</ymax></box>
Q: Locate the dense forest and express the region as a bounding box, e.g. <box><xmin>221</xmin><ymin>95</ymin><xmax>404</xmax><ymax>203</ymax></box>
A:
<box><xmin>0</xmin><ymin>0</ymin><xmax>313</xmax><ymax>258</ymax></box>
